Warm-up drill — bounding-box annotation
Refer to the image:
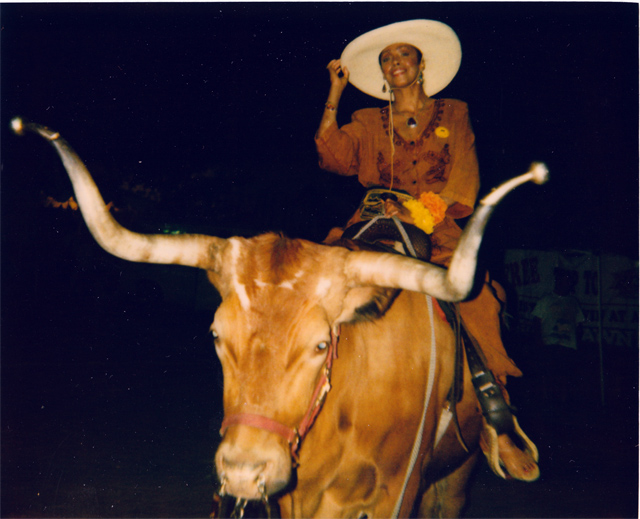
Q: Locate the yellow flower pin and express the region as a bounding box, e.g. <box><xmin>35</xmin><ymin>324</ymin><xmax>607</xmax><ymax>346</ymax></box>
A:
<box><xmin>435</xmin><ymin>126</ymin><xmax>450</xmax><ymax>138</ymax></box>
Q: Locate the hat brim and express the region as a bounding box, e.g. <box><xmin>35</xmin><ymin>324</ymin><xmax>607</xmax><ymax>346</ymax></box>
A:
<box><xmin>341</xmin><ymin>19</ymin><xmax>461</xmax><ymax>100</ymax></box>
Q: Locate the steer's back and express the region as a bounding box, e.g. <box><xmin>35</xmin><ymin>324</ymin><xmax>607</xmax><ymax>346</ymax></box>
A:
<box><xmin>281</xmin><ymin>289</ymin><xmax>475</xmax><ymax>518</ymax></box>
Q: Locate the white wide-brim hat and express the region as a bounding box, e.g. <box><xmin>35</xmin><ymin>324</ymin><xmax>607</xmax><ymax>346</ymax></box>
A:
<box><xmin>341</xmin><ymin>19</ymin><xmax>461</xmax><ymax>100</ymax></box>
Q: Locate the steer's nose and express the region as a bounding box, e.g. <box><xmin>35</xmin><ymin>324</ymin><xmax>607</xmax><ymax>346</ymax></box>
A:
<box><xmin>215</xmin><ymin>435</ymin><xmax>291</xmax><ymax>500</ymax></box>
<box><xmin>219</xmin><ymin>456</ymin><xmax>267</xmax><ymax>499</ymax></box>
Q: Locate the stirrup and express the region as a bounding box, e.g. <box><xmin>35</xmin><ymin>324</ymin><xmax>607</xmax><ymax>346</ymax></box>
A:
<box><xmin>471</xmin><ymin>366</ymin><xmax>515</xmax><ymax>434</ymax></box>
<box><xmin>481</xmin><ymin>416</ymin><xmax>540</xmax><ymax>481</ymax></box>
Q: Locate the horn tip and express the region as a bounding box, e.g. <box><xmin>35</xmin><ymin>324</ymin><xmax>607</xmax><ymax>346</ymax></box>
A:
<box><xmin>11</xmin><ymin>117</ymin><xmax>24</xmax><ymax>135</ymax></box>
<box><xmin>530</xmin><ymin>162</ymin><xmax>549</xmax><ymax>185</ymax></box>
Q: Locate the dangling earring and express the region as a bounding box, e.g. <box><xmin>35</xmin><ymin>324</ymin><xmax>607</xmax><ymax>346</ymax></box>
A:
<box><xmin>418</xmin><ymin>71</ymin><xmax>424</xmax><ymax>85</ymax></box>
<box><xmin>383</xmin><ymin>80</ymin><xmax>394</xmax><ymax>101</ymax></box>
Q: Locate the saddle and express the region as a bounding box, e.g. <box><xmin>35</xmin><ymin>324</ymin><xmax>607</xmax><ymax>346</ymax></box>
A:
<box><xmin>342</xmin><ymin>217</ymin><xmax>432</xmax><ymax>261</ymax></box>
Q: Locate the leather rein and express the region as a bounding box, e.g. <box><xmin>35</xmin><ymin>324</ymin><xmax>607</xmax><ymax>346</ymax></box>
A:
<box><xmin>219</xmin><ymin>328</ymin><xmax>340</xmax><ymax>466</ymax></box>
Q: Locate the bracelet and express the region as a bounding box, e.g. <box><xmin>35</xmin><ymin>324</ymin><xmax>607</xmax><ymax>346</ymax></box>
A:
<box><xmin>324</xmin><ymin>102</ymin><xmax>337</xmax><ymax>111</ymax></box>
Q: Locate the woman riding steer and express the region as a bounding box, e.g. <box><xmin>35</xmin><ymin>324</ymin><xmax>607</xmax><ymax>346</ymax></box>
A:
<box><xmin>315</xmin><ymin>19</ymin><xmax>539</xmax><ymax>482</ymax></box>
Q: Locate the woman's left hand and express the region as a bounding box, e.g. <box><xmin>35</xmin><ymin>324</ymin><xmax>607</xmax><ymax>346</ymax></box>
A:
<box><xmin>384</xmin><ymin>199</ymin><xmax>413</xmax><ymax>224</ymax></box>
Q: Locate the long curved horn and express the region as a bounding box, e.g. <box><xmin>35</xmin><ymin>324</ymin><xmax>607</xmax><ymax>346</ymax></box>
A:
<box><xmin>345</xmin><ymin>163</ymin><xmax>549</xmax><ymax>302</ymax></box>
<box><xmin>12</xmin><ymin>118</ymin><xmax>225</xmax><ymax>269</ymax></box>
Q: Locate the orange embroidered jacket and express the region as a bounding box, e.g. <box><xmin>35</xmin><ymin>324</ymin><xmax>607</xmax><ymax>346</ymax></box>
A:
<box><xmin>315</xmin><ymin>98</ymin><xmax>480</xmax><ymax>265</ymax></box>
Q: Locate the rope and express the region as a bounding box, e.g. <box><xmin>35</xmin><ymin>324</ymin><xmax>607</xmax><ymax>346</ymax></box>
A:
<box><xmin>388</xmin><ymin>64</ymin><xmax>437</xmax><ymax>517</ymax></box>
<box><xmin>351</xmin><ymin>215</ymin><xmax>419</xmax><ymax>260</ymax></box>
<box><xmin>391</xmin><ymin>295</ymin><xmax>437</xmax><ymax>518</ymax></box>
<box><xmin>351</xmin><ymin>215</ymin><xmax>385</xmax><ymax>241</ymax></box>
<box><xmin>391</xmin><ymin>216</ymin><xmax>418</xmax><ymax>258</ymax></box>
<box><xmin>387</xmin><ymin>89</ymin><xmax>396</xmax><ymax>192</ymax></box>
<box><xmin>385</xmin><ymin>71</ymin><xmax>421</xmax><ymax>194</ymax></box>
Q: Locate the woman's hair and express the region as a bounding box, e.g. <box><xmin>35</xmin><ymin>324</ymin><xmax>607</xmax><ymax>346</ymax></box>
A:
<box><xmin>378</xmin><ymin>45</ymin><xmax>423</xmax><ymax>66</ymax></box>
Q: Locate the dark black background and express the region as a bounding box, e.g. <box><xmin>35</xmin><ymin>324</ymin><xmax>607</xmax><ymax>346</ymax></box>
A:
<box><xmin>1</xmin><ymin>3</ymin><xmax>638</xmax><ymax>518</ymax></box>
<box><xmin>3</xmin><ymin>2</ymin><xmax>638</xmax><ymax>252</ymax></box>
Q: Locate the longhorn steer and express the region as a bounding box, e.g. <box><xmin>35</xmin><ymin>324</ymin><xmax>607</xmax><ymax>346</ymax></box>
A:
<box><xmin>13</xmin><ymin>118</ymin><xmax>547</xmax><ymax>518</ymax></box>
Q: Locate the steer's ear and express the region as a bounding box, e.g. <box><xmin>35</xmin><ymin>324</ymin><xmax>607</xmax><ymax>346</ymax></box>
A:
<box><xmin>336</xmin><ymin>286</ymin><xmax>400</xmax><ymax>325</ymax></box>
<box><xmin>328</xmin><ymin>239</ymin><xmax>400</xmax><ymax>324</ymax></box>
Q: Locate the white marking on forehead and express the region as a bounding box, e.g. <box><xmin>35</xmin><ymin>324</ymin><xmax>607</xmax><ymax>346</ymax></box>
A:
<box><xmin>315</xmin><ymin>277</ymin><xmax>332</xmax><ymax>298</ymax></box>
<box><xmin>229</xmin><ymin>238</ymin><xmax>251</xmax><ymax>311</ymax></box>
<box><xmin>254</xmin><ymin>278</ymin><xmax>294</xmax><ymax>290</ymax></box>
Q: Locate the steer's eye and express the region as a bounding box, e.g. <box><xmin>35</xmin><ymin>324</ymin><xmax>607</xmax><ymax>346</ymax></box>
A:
<box><xmin>211</xmin><ymin>330</ymin><xmax>219</xmax><ymax>342</ymax></box>
<box><xmin>316</xmin><ymin>341</ymin><xmax>329</xmax><ymax>352</ymax></box>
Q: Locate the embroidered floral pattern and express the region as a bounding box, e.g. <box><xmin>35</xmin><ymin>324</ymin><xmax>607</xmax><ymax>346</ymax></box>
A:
<box><xmin>376</xmin><ymin>151</ymin><xmax>402</xmax><ymax>187</ymax></box>
<box><xmin>420</xmin><ymin>144</ymin><xmax>450</xmax><ymax>184</ymax></box>
<box><xmin>380</xmin><ymin>99</ymin><xmax>445</xmax><ymax>149</ymax></box>
<box><xmin>376</xmin><ymin>99</ymin><xmax>450</xmax><ymax>189</ymax></box>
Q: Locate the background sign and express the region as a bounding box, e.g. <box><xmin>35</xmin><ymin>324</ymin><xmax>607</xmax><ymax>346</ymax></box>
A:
<box><xmin>504</xmin><ymin>249</ymin><xmax>638</xmax><ymax>349</ymax></box>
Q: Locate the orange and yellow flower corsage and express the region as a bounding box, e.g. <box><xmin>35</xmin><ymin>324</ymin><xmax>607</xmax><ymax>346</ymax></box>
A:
<box><xmin>402</xmin><ymin>192</ymin><xmax>447</xmax><ymax>234</ymax></box>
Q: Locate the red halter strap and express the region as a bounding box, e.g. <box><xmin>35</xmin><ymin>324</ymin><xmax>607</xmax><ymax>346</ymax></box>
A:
<box><xmin>219</xmin><ymin>328</ymin><xmax>340</xmax><ymax>465</ymax></box>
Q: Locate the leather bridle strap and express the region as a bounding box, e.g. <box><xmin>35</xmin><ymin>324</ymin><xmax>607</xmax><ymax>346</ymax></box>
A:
<box><xmin>219</xmin><ymin>328</ymin><xmax>340</xmax><ymax>465</ymax></box>
<box><xmin>219</xmin><ymin>413</ymin><xmax>298</xmax><ymax>444</ymax></box>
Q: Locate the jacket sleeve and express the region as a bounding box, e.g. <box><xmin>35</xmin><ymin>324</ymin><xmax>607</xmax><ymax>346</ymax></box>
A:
<box><xmin>439</xmin><ymin>101</ymin><xmax>480</xmax><ymax>219</ymax></box>
<box><xmin>314</xmin><ymin>113</ymin><xmax>367</xmax><ymax>177</ymax></box>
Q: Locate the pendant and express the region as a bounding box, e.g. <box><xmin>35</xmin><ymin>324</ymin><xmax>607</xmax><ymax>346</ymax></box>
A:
<box><xmin>407</xmin><ymin>117</ymin><xmax>417</xmax><ymax>128</ymax></box>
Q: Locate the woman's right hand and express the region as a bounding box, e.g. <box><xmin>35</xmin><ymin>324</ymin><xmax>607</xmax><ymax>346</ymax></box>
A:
<box><xmin>327</xmin><ymin>59</ymin><xmax>349</xmax><ymax>92</ymax></box>
<box><xmin>318</xmin><ymin>59</ymin><xmax>349</xmax><ymax>137</ymax></box>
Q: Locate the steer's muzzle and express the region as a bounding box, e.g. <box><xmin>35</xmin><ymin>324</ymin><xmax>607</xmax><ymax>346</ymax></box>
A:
<box><xmin>216</xmin><ymin>425</ymin><xmax>292</xmax><ymax>499</ymax></box>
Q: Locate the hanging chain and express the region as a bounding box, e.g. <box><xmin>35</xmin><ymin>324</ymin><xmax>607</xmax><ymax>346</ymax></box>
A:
<box><xmin>257</xmin><ymin>475</ymin><xmax>271</xmax><ymax>519</ymax></box>
<box><xmin>231</xmin><ymin>498</ymin><xmax>247</xmax><ymax>519</ymax></box>
<box><xmin>218</xmin><ymin>473</ymin><xmax>227</xmax><ymax>497</ymax></box>
<box><xmin>213</xmin><ymin>473</ymin><xmax>271</xmax><ymax>519</ymax></box>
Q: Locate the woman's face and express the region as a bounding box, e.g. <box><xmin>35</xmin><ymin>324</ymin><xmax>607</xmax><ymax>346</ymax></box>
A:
<box><xmin>379</xmin><ymin>43</ymin><xmax>423</xmax><ymax>88</ymax></box>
